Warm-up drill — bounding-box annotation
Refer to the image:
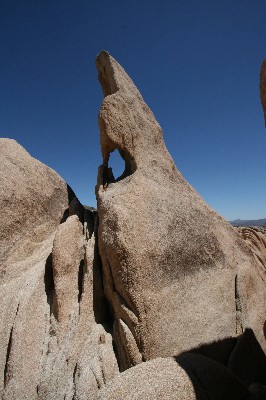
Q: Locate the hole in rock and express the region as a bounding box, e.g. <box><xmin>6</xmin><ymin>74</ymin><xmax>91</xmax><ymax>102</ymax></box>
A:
<box><xmin>106</xmin><ymin>149</ymin><xmax>136</xmax><ymax>184</ymax></box>
<box><xmin>108</xmin><ymin>149</ymin><xmax>125</xmax><ymax>181</ymax></box>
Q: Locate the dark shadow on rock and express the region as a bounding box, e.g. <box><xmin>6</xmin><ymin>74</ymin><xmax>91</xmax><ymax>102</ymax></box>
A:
<box><xmin>174</xmin><ymin>329</ymin><xmax>266</xmax><ymax>400</ymax></box>
<box><xmin>67</xmin><ymin>185</ymin><xmax>85</xmax><ymax>223</ymax></box>
<box><xmin>84</xmin><ymin>207</ymin><xmax>97</xmax><ymax>239</ymax></box>
<box><xmin>92</xmin><ymin>215</ymin><xmax>113</xmax><ymax>330</ymax></box>
<box><xmin>60</xmin><ymin>185</ymin><xmax>85</xmax><ymax>224</ymax></box>
<box><xmin>175</xmin><ymin>352</ymin><xmax>252</xmax><ymax>400</ymax></box>
<box><xmin>227</xmin><ymin>328</ymin><xmax>266</xmax><ymax>387</ymax></box>
<box><xmin>183</xmin><ymin>335</ymin><xmax>237</xmax><ymax>366</ymax></box>
<box><xmin>78</xmin><ymin>259</ymin><xmax>84</xmax><ymax>303</ymax></box>
<box><xmin>44</xmin><ymin>253</ymin><xmax>55</xmax><ymax>315</ymax></box>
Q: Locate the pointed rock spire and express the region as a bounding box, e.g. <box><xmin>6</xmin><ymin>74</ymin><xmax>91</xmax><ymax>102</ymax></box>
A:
<box><xmin>96</xmin><ymin>51</ymin><xmax>265</xmax><ymax>370</ymax></box>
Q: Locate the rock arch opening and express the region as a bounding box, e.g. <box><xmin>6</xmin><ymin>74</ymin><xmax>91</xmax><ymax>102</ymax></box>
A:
<box><xmin>108</xmin><ymin>149</ymin><xmax>125</xmax><ymax>181</ymax></box>
<box><xmin>103</xmin><ymin>149</ymin><xmax>136</xmax><ymax>186</ymax></box>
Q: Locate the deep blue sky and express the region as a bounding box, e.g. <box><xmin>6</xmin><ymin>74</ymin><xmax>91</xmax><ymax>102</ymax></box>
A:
<box><xmin>1</xmin><ymin>0</ymin><xmax>266</xmax><ymax>220</ymax></box>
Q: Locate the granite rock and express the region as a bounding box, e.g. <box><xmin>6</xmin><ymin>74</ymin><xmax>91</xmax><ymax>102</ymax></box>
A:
<box><xmin>96</xmin><ymin>51</ymin><xmax>266</xmax><ymax>369</ymax></box>
<box><xmin>0</xmin><ymin>139</ymin><xmax>118</xmax><ymax>399</ymax></box>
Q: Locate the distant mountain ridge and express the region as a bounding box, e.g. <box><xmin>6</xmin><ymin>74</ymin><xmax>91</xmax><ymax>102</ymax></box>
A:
<box><xmin>230</xmin><ymin>218</ymin><xmax>266</xmax><ymax>227</ymax></box>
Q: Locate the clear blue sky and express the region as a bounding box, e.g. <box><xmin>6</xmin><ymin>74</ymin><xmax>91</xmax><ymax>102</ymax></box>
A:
<box><xmin>1</xmin><ymin>0</ymin><xmax>266</xmax><ymax>220</ymax></box>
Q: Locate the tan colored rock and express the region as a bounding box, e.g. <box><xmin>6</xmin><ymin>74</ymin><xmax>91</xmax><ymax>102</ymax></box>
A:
<box><xmin>99</xmin><ymin>357</ymin><xmax>196</xmax><ymax>400</ymax></box>
<box><xmin>0</xmin><ymin>139</ymin><xmax>71</xmax><ymax>273</ymax></box>
<box><xmin>96</xmin><ymin>51</ymin><xmax>266</xmax><ymax>369</ymax></box>
<box><xmin>0</xmin><ymin>139</ymin><xmax>118</xmax><ymax>399</ymax></box>
<box><xmin>235</xmin><ymin>227</ymin><xmax>266</xmax><ymax>364</ymax></box>
<box><xmin>260</xmin><ymin>59</ymin><xmax>266</xmax><ymax>126</ymax></box>
<box><xmin>98</xmin><ymin>354</ymin><xmax>252</xmax><ymax>400</ymax></box>
<box><xmin>0</xmin><ymin>138</ymin><xmax>71</xmax><ymax>399</ymax></box>
<box><xmin>52</xmin><ymin>215</ymin><xmax>85</xmax><ymax>337</ymax></box>
<box><xmin>238</xmin><ymin>227</ymin><xmax>266</xmax><ymax>269</ymax></box>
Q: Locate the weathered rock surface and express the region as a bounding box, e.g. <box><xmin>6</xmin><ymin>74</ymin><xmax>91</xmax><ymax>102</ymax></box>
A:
<box><xmin>98</xmin><ymin>357</ymin><xmax>197</xmax><ymax>400</ymax></box>
<box><xmin>0</xmin><ymin>139</ymin><xmax>118</xmax><ymax>399</ymax></box>
<box><xmin>98</xmin><ymin>354</ymin><xmax>255</xmax><ymax>400</ymax></box>
<box><xmin>1</xmin><ymin>53</ymin><xmax>266</xmax><ymax>400</ymax></box>
<box><xmin>96</xmin><ymin>51</ymin><xmax>266</xmax><ymax>370</ymax></box>
<box><xmin>238</xmin><ymin>227</ymin><xmax>266</xmax><ymax>273</ymax></box>
<box><xmin>260</xmin><ymin>59</ymin><xmax>266</xmax><ymax>126</ymax></box>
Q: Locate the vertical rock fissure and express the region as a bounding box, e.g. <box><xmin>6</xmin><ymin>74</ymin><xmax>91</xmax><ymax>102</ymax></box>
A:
<box><xmin>91</xmin><ymin>217</ymin><xmax>114</xmax><ymax>329</ymax></box>
<box><xmin>235</xmin><ymin>275</ymin><xmax>243</xmax><ymax>334</ymax></box>
<box><xmin>4</xmin><ymin>304</ymin><xmax>19</xmax><ymax>388</ymax></box>
<box><xmin>4</xmin><ymin>326</ymin><xmax>13</xmax><ymax>388</ymax></box>
<box><xmin>78</xmin><ymin>259</ymin><xmax>84</xmax><ymax>304</ymax></box>
<box><xmin>44</xmin><ymin>253</ymin><xmax>55</xmax><ymax>317</ymax></box>
<box><xmin>71</xmin><ymin>363</ymin><xmax>78</xmax><ymax>400</ymax></box>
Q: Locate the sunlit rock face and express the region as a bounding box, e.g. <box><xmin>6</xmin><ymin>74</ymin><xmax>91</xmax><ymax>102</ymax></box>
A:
<box><xmin>0</xmin><ymin>139</ymin><xmax>118</xmax><ymax>400</ymax></box>
<box><xmin>96</xmin><ymin>51</ymin><xmax>266</xmax><ymax>370</ymax></box>
<box><xmin>260</xmin><ymin>59</ymin><xmax>266</xmax><ymax>126</ymax></box>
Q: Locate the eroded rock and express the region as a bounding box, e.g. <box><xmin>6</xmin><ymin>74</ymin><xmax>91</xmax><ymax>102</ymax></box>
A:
<box><xmin>96</xmin><ymin>51</ymin><xmax>266</xmax><ymax>370</ymax></box>
<box><xmin>52</xmin><ymin>215</ymin><xmax>85</xmax><ymax>337</ymax></box>
<box><xmin>98</xmin><ymin>354</ymin><xmax>253</xmax><ymax>400</ymax></box>
<box><xmin>1</xmin><ymin>52</ymin><xmax>265</xmax><ymax>399</ymax></box>
<box><xmin>0</xmin><ymin>139</ymin><xmax>118</xmax><ymax>399</ymax></box>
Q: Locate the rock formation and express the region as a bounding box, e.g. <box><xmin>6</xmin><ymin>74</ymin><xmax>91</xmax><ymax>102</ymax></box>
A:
<box><xmin>96</xmin><ymin>51</ymin><xmax>266</xmax><ymax>371</ymax></box>
<box><xmin>0</xmin><ymin>52</ymin><xmax>266</xmax><ymax>399</ymax></box>
<box><xmin>98</xmin><ymin>353</ymin><xmax>256</xmax><ymax>400</ymax></box>
<box><xmin>260</xmin><ymin>59</ymin><xmax>266</xmax><ymax>126</ymax></box>
<box><xmin>0</xmin><ymin>139</ymin><xmax>118</xmax><ymax>400</ymax></box>
<box><xmin>238</xmin><ymin>227</ymin><xmax>266</xmax><ymax>270</ymax></box>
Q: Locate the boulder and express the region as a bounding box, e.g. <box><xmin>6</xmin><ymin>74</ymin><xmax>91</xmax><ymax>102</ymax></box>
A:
<box><xmin>0</xmin><ymin>138</ymin><xmax>72</xmax><ymax>270</ymax></box>
<box><xmin>96</xmin><ymin>51</ymin><xmax>266</xmax><ymax>369</ymax></box>
<box><xmin>98</xmin><ymin>354</ymin><xmax>253</xmax><ymax>400</ymax></box>
<box><xmin>98</xmin><ymin>357</ymin><xmax>197</xmax><ymax>400</ymax></box>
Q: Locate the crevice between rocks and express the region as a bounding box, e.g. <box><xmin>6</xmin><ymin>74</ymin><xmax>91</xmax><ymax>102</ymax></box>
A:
<box><xmin>104</xmin><ymin>257</ymin><xmax>143</xmax><ymax>371</ymax></box>
<box><xmin>235</xmin><ymin>275</ymin><xmax>243</xmax><ymax>335</ymax></box>
<box><xmin>78</xmin><ymin>260</ymin><xmax>84</xmax><ymax>304</ymax></box>
<box><xmin>71</xmin><ymin>363</ymin><xmax>78</xmax><ymax>400</ymax></box>
<box><xmin>4</xmin><ymin>304</ymin><xmax>19</xmax><ymax>388</ymax></box>
<box><xmin>4</xmin><ymin>326</ymin><xmax>13</xmax><ymax>388</ymax></box>
<box><xmin>44</xmin><ymin>253</ymin><xmax>56</xmax><ymax>318</ymax></box>
<box><xmin>92</xmin><ymin>219</ymin><xmax>113</xmax><ymax>330</ymax></box>
<box><xmin>43</xmin><ymin>202</ymin><xmax>124</xmax><ymax>384</ymax></box>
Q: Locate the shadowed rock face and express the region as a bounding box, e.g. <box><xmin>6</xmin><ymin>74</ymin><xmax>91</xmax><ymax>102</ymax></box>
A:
<box><xmin>96</xmin><ymin>51</ymin><xmax>266</xmax><ymax>370</ymax></box>
<box><xmin>98</xmin><ymin>354</ymin><xmax>253</xmax><ymax>400</ymax></box>
<box><xmin>260</xmin><ymin>59</ymin><xmax>266</xmax><ymax>126</ymax></box>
